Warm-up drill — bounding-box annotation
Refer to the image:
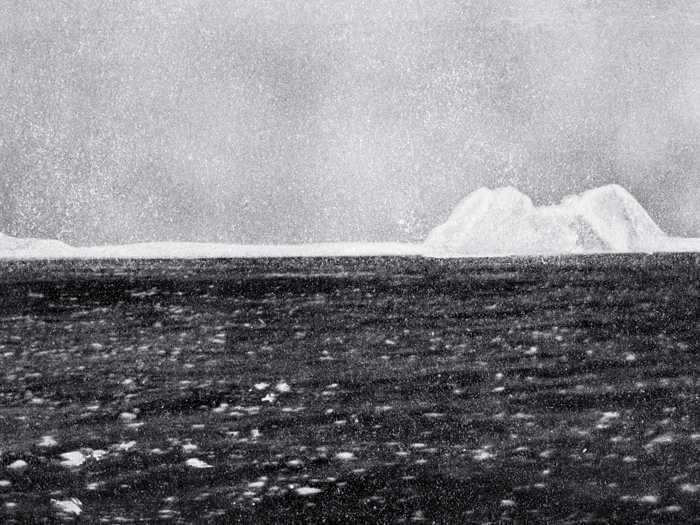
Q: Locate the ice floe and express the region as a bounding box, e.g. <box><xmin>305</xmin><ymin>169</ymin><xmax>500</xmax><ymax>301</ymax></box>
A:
<box><xmin>185</xmin><ymin>458</ymin><xmax>213</xmax><ymax>469</ymax></box>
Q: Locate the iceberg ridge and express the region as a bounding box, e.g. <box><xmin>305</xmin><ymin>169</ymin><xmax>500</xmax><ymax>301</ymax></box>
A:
<box><xmin>425</xmin><ymin>184</ymin><xmax>697</xmax><ymax>256</ymax></box>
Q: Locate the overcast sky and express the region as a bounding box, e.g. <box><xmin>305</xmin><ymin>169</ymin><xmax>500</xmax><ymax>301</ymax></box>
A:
<box><xmin>1</xmin><ymin>0</ymin><xmax>699</xmax><ymax>244</ymax></box>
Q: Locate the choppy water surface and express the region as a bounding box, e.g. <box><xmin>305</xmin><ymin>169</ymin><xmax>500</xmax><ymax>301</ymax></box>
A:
<box><xmin>0</xmin><ymin>255</ymin><xmax>698</xmax><ymax>523</ymax></box>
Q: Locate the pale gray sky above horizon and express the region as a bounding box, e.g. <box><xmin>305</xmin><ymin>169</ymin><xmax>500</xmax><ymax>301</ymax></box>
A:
<box><xmin>1</xmin><ymin>0</ymin><xmax>699</xmax><ymax>244</ymax></box>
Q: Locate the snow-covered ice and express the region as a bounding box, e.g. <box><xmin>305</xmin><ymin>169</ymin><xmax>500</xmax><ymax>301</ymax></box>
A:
<box><xmin>51</xmin><ymin>497</ymin><xmax>83</xmax><ymax>516</ymax></box>
<box><xmin>60</xmin><ymin>451</ymin><xmax>87</xmax><ymax>467</ymax></box>
<box><xmin>181</xmin><ymin>442</ymin><xmax>199</xmax><ymax>453</ymax></box>
<box><xmin>679</xmin><ymin>483</ymin><xmax>699</xmax><ymax>493</ymax></box>
<box><xmin>295</xmin><ymin>486</ymin><xmax>322</xmax><ymax>496</ymax></box>
<box><xmin>274</xmin><ymin>381</ymin><xmax>291</xmax><ymax>394</ymax></box>
<box><xmin>38</xmin><ymin>435</ymin><xmax>58</xmax><ymax>448</ymax></box>
<box><xmin>119</xmin><ymin>412</ymin><xmax>137</xmax><ymax>422</ymax></box>
<box><xmin>185</xmin><ymin>458</ymin><xmax>213</xmax><ymax>469</ymax></box>
<box><xmin>0</xmin><ymin>184</ymin><xmax>697</xmax><ymax>259</ymax></box>
<box><xmin>7</xmin><ymin>460</ymin><xmax>28</xmax><ymax>471</ymax></box>
<box><xmin>425</xmin><ymin>184</ymin><xmax>700</xmax><ymax>256</ymax></box>
<box><xmin>0</xmin><ymin>233</ymin><xmax>75</xmax><ymax>259</ymax></box>
<box><xmin>0</xmin><ymin>237</ymin><xmax>420</xmax><ymax>259</ymax></box>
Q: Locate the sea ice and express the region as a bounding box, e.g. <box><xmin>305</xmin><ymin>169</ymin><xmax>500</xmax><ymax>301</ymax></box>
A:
<box><xmin>185</xmin><ymin>458</ymin><xmax>213</xmax><ymax>469</ymax></box>
<box><xmin>295</xmin><ymin>486</ymin><xmax>322</xmax><ymax>496</ymax></box>
<box><xmin>60</xmin><ymin>451</ymin><xmax>87</xmax><ymax>467</ymax></box>
<box><xmin>38</xmin><ymin>435</ymin><xmax>58</xmax><ymax>448</ymax></box>
<box><xmin>51</xmin><ymin>498</ymin><xmax>83</xmax><ymax>516</ymax></box>
<box><xmin>7</xmin><ymin>460</ymin><xmax>28</xmax><ymax>471</ymax></box>
<box><xmin>424</xmin><ymin>184</ymin><xmax>700</xmax><ymax>256</ymax></box>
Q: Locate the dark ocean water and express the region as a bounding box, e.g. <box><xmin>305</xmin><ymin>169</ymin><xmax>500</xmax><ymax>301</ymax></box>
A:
<box><xmin>0</xmin><ymin>254</ymin><xmax>698</xmax><ymax>523</ymax></box>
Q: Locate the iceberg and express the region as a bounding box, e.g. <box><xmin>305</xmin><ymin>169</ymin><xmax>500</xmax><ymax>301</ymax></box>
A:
<box><xmin>0</xmin><ymin>184</ymin><xmax>697</xmax><ymax>259</ymax></box>
<box><xmin>424</xmin><ymin>184</ymin><xmax>700</xmax><ymax>256</ymax></box>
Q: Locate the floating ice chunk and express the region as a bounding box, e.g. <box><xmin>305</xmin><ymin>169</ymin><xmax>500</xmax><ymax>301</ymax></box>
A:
<box><xmin>115</xmin><ymin>441</ymin><xmax>137</xmax><ymax>451</ymax></box>
<box><xmin>262</xmin><ymin>393</ymin><xmax>277</xmax><ymax>403</ymax></box>
<box><xmin>680</xmin><ymin>483</ymin><xmax>698</xmax><ymax>493</ymax></box>
<box><xmin>472</xmin><ymin>449</ymin><xmax>495</xmax><ymax>461</ymax></box>
<box><xmin>295</xmin><ymin>486</ymin><xmax>322</xmax><ymax>496</ymax></box>
<box><xmin>60</xmin><ymin>451</ymin><xmax>86</xmax><ymax>467</ymax></box>
<box><xmin>38</xmin><ymin>435</ymin><xmax>58</xmax><ymax>448</ymax></box>
<box><xmin>645</xmin><ymin>434</ymin><xmax>675</xmax><ymax>449</ymax></box>
<box><xmin>599</xmin><ymin>411</ymin><xmax>620</xmax><ymax>422</ymax></box>
<box><xmin>7</xmin><ymin>460</ymin><xmax>28</xmax><ymax>471</ymax></box>
<box><xmin>181</xmin><ymin>443</ymin><xmax>198</xmax><ymax>453</ymax></box>
<box><xmin>119</xmin><ymin>412</ymin><xmax>137</xmax><ymax>422</ymax></box>
<box><xmin>51</xmin><ymin>498</ymin><xmax>82</xmax><ymax>516</ymax></box>
<box><xmin>639</xmin><ymin>495</ymin><xmax>659</xmax><ymax>504</ymax></box>
<box><xmin>596</xmin><ymin>411</ymin><xmax>621</xmax><ymax>428</ymax></box>
<box><xmin>0</xmin><ymin>480</ymin><xmax>10</xmax><ymax>488</ymax></box>
<box><xmin>500</xmin><ymin>499</ymin><xmax>516</xmax><ymax>507</ymax></box>
<box><xmin>335</xmin><ymin>452</ymin><xmax>357</xmax><ymax>461</ymax></box>
<box><xmin>89</xmin><ymin>449</ymin><xmax>107</xmax><ymax>461</ymax></box>
<box><xmin>185</xmin><ymin>458</ymin><xmax>213</xmax><ymax>469</ymax></box>
<box><xmin>275</xmin><ymin>381</ymin><xmax>291</xmax><ymax>393</ymax></box>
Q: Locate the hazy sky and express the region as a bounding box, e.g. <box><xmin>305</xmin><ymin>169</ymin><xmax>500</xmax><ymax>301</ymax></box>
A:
<box><xmin>1</xmin><ymin>0</ymin><xmax>699</xmax><ymax>244</ymax></box>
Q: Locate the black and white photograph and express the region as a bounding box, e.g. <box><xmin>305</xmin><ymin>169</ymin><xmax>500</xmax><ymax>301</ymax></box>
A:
<box><xmin>1</xmin><ymin>1</ymin><xmax>699</xmax><ymax>523</ymax></box>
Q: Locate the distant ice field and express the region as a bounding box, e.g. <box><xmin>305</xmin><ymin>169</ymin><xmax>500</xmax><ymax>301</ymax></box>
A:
<box><xmin>1</xmin><ymin>185</ymin><xmax>698</xmax><ymax>259</ymax></box>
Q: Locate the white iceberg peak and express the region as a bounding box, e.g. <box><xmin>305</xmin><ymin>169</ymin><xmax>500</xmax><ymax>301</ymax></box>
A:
<box><xmin>425</xmin><ymin>184</ymin><xmax>698</xmax><ymax>256</ymax></box>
